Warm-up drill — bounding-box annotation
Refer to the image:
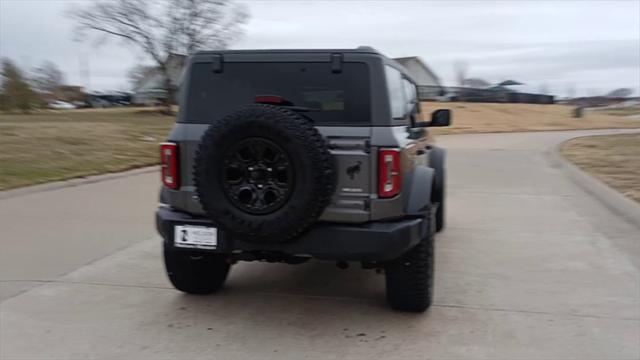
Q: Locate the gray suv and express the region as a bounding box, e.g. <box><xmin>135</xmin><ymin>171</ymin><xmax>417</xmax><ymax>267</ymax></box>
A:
<box><xmin>156</xmin><ymin>47</ymin><xmax>450</xmax><ymax>312</ymax></box>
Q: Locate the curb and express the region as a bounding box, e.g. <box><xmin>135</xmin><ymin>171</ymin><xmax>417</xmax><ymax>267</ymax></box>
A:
<box><xmin>550</xmin><ymin>135</ymin><xmax>640</xmax><ymax>228</ymax></box>
<box><xmin>0</xmin><ymin>166</ymin><xmax>159</xmax><ymax>200</ymax></box>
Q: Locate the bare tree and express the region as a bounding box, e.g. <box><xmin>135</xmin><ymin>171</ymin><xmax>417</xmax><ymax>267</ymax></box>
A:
<box><xmin>70</xmin><ymin>0</ymin><xmax>249</xmax><ymax>112</ymax></box>
<box><xmin>454</xmin><ymin>60</ymin><xmax>468</xmax><ymax>87</ymax></box>
<box><xmin>31</xmin><ymin>61</ymin><xmax>65</xmax><ymax>93</ymax></box>
<box><xmin>0</xmin><ymin>58</ymin><xmax>38</xmax><ymax>112</ymax></box>
<box><xmin>566</xmin><ymin>83</ymin><xmax>576</xmax><ymax>99</ymax></box>
<box><xmin>127</xmin><ymin>64</ymin><xmax>157</xmax><ymax>91</ymax></box>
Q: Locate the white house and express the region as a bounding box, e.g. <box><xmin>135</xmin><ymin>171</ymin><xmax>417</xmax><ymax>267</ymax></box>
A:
<box><xmin>392</xmin><ymin>57</ymin><xmax>444</xmax><ymax>100</ymax></box>
<box><xmin>132</xmin><ymin>54</ymin><xmax>187</xmax><ymax>105</ymax></box>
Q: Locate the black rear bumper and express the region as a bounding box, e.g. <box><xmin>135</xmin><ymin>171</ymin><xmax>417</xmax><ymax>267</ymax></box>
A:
<box><xmin>156</xmin><ymin>206</ymin><xmax>427</xmax><ymax>262</ymax></box>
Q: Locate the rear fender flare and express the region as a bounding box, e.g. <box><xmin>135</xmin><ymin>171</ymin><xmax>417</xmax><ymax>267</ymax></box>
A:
<box><xmin>429</xmin><ymin>147</ymin><xmax>446</xmax><ymax>201</ymax></box>
<box><xmin>406</xmin><ymin>165</ymin><xmax>435</xmax><ymax>216</ymax></box>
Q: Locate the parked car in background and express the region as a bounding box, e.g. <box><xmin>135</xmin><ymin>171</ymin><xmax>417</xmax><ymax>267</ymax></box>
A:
<box><xmin>48</xmin><ymin>100</ymin><xmax>77</xmax><ymax>110</ymax></box>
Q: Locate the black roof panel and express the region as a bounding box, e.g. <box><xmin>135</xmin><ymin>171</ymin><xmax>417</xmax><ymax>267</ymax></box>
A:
<box><xmin>194</xmin><ymin>46</ymin><xmax>381</xmax><ymax>56</ymax></box>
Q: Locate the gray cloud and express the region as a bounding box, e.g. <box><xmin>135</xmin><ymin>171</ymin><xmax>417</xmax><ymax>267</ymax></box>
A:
<box><xmin>1</xmin><ymin>0</ymin><xmax>638</xmax><ymax>95</ymax></box>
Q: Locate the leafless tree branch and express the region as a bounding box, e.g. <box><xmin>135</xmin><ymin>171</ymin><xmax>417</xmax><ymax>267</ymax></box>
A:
<box><xmin>69</xmin><ymin>0</ymin><xmax>249</xmax><ymax>111</ymax></box>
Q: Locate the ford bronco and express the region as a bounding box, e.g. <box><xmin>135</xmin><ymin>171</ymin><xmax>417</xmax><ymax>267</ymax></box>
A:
<box><xmin>156</xmin><ymin>47</ymin><xmax>450</xmax><ymax>312</ymax></box>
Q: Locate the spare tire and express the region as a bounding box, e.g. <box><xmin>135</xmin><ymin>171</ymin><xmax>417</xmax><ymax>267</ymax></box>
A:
<box><xmin>194</xmin><ymin>104</ymin><xmax>336</xmax><ymax>243</ymax></box>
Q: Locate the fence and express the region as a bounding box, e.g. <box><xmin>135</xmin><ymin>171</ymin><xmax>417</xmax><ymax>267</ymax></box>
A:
<box><xmin>418</xmin><ymin>85</ymin><xmax>554</xmax><ymax>104</ymax></box>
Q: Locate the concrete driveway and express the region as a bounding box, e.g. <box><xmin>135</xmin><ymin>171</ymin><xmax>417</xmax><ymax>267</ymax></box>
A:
<box><xmin>1</xmin><ymin>129</ymin><xmax>639</xmax><ymax>359</ymax></box>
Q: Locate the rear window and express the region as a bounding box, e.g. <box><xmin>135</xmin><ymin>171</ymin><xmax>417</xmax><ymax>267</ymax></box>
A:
<box><xmin>182</xmin><ymin>62</ymin><xmax>371</xmax><ymax>125</ymax></box>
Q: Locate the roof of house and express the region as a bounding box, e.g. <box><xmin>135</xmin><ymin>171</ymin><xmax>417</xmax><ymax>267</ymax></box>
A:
<box><xmin>392</xmin><ymin>56</ymin><xmax>441</xmax><ymax>85</ymax></box>
<box><xmin>462</xmin><ymin>78</ymin><xmax>491</xmax><ymax>89</ymax></box>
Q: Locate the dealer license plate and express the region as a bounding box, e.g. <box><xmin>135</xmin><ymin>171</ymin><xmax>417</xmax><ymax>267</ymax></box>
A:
<box><xmin>174</xmin><ymin>225</ymin><xmax>218</xmax><ymax>249</ymax></box>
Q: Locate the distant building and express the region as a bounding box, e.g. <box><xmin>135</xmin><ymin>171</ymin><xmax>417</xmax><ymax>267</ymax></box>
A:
<box><xmin>392</xmin><ymin>56</ymin><xmax>443</xmax><ymax>100</ymax></box>
<box><xmin>392</xmin><ymin>57</ymin><xmax>441</xmax><ymax>87</ymax></box>
<box><xmin>132</xmin><ymin>54</ymin><xmax>186</xmax><ymax>105</ymax></box>
<box><xmin>86</xmin><ymin>91</ymin><xmax>132</xmax><ymax>108</ymax></box>
<box><xmin>462</xmin><ymin>78</ymin><xmax>491</xmax><ymax>89</ymax></box>
<box><xmin>53</xmin><ymin>86</ymin><xmax>85</xmax><ymax>102</ymax></box>
<box><xmin>38</xmin><ymin>85</ymin><xmax>86</xmax><ymax>105</ymax></box>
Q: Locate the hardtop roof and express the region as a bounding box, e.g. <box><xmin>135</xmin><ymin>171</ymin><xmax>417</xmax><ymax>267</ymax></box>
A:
<box><xmin>194</xmin><ymin>46</ymin><xmax>381</xmax><ymax>56</ymax></box>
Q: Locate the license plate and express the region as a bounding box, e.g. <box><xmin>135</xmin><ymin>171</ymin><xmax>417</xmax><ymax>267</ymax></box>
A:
<box><xmin>174</xmin><ymin>225</ymin><xmax>218</xmax><ymax>249</ymax></box>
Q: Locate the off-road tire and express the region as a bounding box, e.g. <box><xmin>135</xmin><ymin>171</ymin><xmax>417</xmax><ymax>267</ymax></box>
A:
<box><xmin>163</xmin><ymin>244</ymin><xmax>231</xmax><ymax>295</ymax></box>
<box><xmin>194</xmin><ymin>104</ymin><xmax>336</xmax><ymax>244</ymax></box>
<box><xmin>385</xmin><ymin>210</ymin><xmax>435</xmax><ymax>312</ymax></box>
<box><xmin>434</xmin><ymin>168</ymin><xmax>446</xmax><ymax>232</ymax></box>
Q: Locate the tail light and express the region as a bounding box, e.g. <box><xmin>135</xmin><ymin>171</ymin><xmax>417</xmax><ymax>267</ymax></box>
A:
<box><xmin>160</xmin><ymin>142</ymin><xmax>179</xmax><ymax>189</ymax></box>
<box><xmin>255</xmin><ymin>95</ymin><xmax>285</xmax><ymax>104</ymax></box>
<box><xmin>378</xmin><ymin>148</ymin><xmax>401</xmax><ymax>198</ymax></box>
<box><xmin>254</xmin><ymin>95</ymin><xmax>293</xmax><ymax>106</ymax></box>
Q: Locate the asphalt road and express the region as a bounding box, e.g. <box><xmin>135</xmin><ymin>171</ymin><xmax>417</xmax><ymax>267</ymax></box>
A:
<box><xmin>1</xmin><ymin>129</ymin><xmax>639</xmax><ymax>359</ymax></box>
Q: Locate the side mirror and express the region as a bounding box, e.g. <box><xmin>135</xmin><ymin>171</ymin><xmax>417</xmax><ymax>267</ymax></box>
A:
<box><xmin>416</xmin><ymin>109</ymin><xmax>452</xmax><ymax>127</ymax></box>
<box><xmin>429</xmin><ymin>109</ymin><xmax>451</xmax><ymax>127</ymax></box>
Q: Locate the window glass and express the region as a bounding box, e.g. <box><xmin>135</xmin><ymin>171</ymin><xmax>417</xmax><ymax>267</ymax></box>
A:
<box><xmin>385</xmin><ymin>66</ymin><xmax>405</xmax><ymax>119</ymax></box>
<box><xmin>402</xmin><ymin>78</ymin><xmax>417</xmax><ymax>114</ymax></box>
<box><xmin>403</xmin><ymin>79</ymin><xmax>416</xmax><ymax>103</ymax></box>
<box><xmin>182</xmin><ymin>62</ymin><xmax>370</xmax><ymax>124</ymax></box>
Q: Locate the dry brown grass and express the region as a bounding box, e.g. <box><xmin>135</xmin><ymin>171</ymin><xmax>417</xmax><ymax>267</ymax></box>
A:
<box><xmin>0</xmin><ymin>109</ymin><xmax>174</xmax><ymax>190</ymax></box>
<box><xmin>561</xmin><ymin>133</ymin><xmax>640</xmax><ymax>203</ymax></box>
<box><xmin>420</xmin><ymin>102</ymin><xmax>640</xmax><ymax>135</ymax></box>
<box><xmin>1</xmin><ymin>103</ymin><xmax>639</xmax><ymax>191</ymax></box>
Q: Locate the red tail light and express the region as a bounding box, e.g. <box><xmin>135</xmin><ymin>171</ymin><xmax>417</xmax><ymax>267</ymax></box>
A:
<box><xmin>255</xmin><ymin>95</ymin><xmax>284</xmax><ymax>104</ymax></box>
<box><xmin>254</xmin><ymin>95</ymin><xmax>293</xmax><ymax>106</ymax></box>
<box><xmin>378</xmin><ymin>148</ymin><xmax>401</xmax><ymax>198</ymax></box>
<box><xmin>160</xmin><ymin>142</ymin><xmax>179</xmax><ymax>189</ymax></box>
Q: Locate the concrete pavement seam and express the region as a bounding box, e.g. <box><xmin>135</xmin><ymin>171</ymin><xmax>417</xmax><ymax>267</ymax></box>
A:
<box><xmin>0</xmin><ymin>166</ymin><xmax>159</xmax><ymax>200</ymax></box>
<box><xmin>0</xmin><ymin>235</ymin><xmax>160</xmax><ymax>303</ymax></box>
<box><xmin>5</xmin><ymin>277</ymin><xmax>637</xmax><ymax>323</ymax></box>
<box><xmin>431</xmin><ymin>303</ymin><xmax>640</xmax><ymax>322</ymax></box>
<box><xmin>0</xmin><ymin>279</ymin><xmax>172</xmax><ymax>290</ymax></box>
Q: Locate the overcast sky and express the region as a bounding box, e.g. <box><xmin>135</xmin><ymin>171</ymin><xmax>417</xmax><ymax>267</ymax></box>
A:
<box><xmin>1</xmin><ymin>0</ymin><xmax>638</xmax><ymax>96</ymax></box>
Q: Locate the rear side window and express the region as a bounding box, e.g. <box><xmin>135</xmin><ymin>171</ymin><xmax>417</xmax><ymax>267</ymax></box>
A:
<box><xmin>385</xmin><ymin>66</ymin><xmax>405</xmax><ymax>119</ymax></box>
<box><xmin>182</xmin><ymin>62</ymin><xmax>371</xmax><ymax>125</ymax></box>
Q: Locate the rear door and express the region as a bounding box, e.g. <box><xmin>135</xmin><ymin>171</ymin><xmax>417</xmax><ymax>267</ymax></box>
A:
<box><xmin>168</xmin><ymin>56</ymin><xmax>376</xmax><ymax>218</ymax></box>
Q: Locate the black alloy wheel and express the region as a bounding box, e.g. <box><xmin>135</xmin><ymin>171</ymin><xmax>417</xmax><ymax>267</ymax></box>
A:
<box><xmin>222</xmin><ymin>137</ymin><xmax>294</xmax><ymax>215</ymax></box>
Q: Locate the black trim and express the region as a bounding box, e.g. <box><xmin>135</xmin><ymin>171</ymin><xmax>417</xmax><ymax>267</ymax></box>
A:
<box><xmin>211</xmin><ymin>54</ymin><xmax>223</xmax><ymax>73</ymax></box>
<box><xmin>156</xmin><ymin>206</ymin><xmax>426</xmax><ymax>261</ymax></box>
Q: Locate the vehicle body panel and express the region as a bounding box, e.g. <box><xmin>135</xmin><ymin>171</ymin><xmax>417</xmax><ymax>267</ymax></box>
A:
<box><xmin>158</xmin><ymin>47</ymin><xmax>444</xmax><ymax>258</ymax></box>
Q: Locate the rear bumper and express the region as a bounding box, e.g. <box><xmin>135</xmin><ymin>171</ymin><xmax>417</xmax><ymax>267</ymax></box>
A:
<box><xmin>156</xmin><ymin>206</ymin><xmax>427</xmax><ymax>262</ymax></box>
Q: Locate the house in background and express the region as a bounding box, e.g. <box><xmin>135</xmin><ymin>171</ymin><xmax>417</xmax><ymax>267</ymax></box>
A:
<box><xmin>132</xmin><ymin>54</ymin><xmax>186</xmax><ymax>105</ymax></box>
<box><xmin>38</xmin><ymin>85</ymin><xmax>86</xmax><ymax>106</ymax></box>
<box><xmin>53</xmin><ymin>86</ymin><xmax>85</xmax><ymax>103</ymax></box>
<box><xmin>392</xmin><ymin>56</ymin><xmax>444</xmax><ymax>100</ymax></box>
<box><xmin>132</xmin><ymin>54</ymin><xmax>444</xmax><ymax>104</ymax></box>
<box><xmin>86</xmin><ymin>91</ymin><xmax>132</xmax><ymax>108</ymax></box>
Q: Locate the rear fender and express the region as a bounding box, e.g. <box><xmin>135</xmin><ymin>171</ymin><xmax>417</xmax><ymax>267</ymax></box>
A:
<box><xmin>405</xmin><ymin>165</ymin><xmax>434</xmax><ymax>216</ymax></box>
<box><xmin>429</xmin><ymin>147</ymin><xmax>446</xmax><ymax>201</ymax></box>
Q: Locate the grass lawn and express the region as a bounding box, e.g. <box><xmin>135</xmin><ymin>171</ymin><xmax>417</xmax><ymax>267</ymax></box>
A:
<box><xmin>421</xmin><ymin>102</ymin><xmax>640</xmax><ymax>135</ymax></box>
<box><xmin>561</xmin><ymin>133</ymin><xmax>640</xmax><ymax>203</ymax></box>
<box><xmin>0</xmin><ymin>108</ymin><xmax>174</xmax><ymax>190</ymax></box>
<box><xmin>1</xmin><ymin>103</ymin><xmax>639</xmax><ymax>191</ymax></box>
